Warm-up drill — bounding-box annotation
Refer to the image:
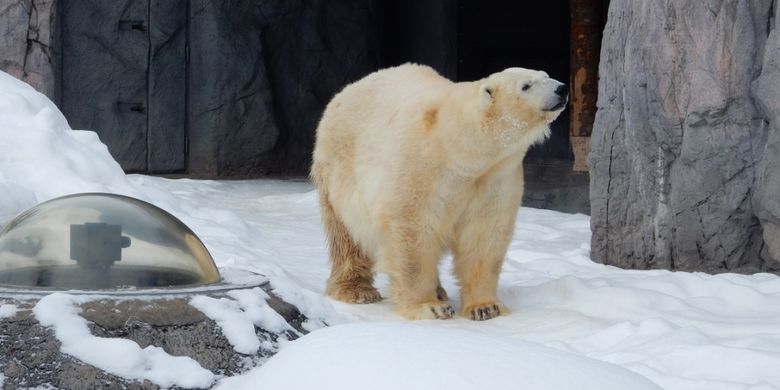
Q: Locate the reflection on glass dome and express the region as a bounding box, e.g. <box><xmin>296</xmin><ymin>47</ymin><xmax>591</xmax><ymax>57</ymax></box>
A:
<box><xmin>0</xmin><ymin>193</ymin><xmax>220</xmax><ymax>290</ymax></box>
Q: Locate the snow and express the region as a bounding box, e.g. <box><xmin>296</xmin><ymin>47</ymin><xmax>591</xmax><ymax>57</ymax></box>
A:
<box><xmin>190</xmin><ymin>294</ymin><xmax>265</xmax><ymax>354</ymax></box>
<box><xmin>0</xmin><ymin>304</ymin><xmax>17</xmax><ymax>319</ymax></box>
<box><xmin>226</xmin><ymin>287</ymin><xmax>297</xmax><ymax>334</ymax></box>
<box><xmin>3</xmin><ymin>70</ymin><xmax>780</xmax><ymax>389</ymax></box>
<box><xmin>32</xmin><ymin>293</ymin><xmax>215</xmax><ymax>388</ymax></box>
<box><xmin>0</xmin><ymin>72</ymin><xmax>129</xmax><ymax>221</ymax></box>
<box><xmin>190</xmin><ymin>286</ymin><xmax>302</xmax><ymax>355</ymax></box>
<box><xmin>215</xmin><ymin>322</ymin><xmax>661</xmax><ymax>390</ymax></box>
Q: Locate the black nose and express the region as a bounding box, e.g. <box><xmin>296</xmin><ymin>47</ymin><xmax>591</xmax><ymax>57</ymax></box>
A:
<box><xmin>555</xmin><ymin>84</ymin><xmax>568</xmax><ymax>98</ymax></box>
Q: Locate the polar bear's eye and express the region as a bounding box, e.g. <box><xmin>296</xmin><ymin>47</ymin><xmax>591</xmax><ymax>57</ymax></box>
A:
<box><xmin>522</xmin><ymin>84</ymin><xmax>531</xmax><ymax>91</ymax></box>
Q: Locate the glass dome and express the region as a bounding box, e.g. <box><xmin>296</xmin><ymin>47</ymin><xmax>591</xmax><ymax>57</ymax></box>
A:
<box><xmin>0</xmin><ymin>193</ymin><xmax>220</xmax><ymax>290</ymax></box>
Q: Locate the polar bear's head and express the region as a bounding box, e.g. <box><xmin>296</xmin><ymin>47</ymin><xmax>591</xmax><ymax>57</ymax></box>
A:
<box><xmin>477</xmin><ymin>67</ymin><xmax>567</xmax><ymax>147</ymax></box>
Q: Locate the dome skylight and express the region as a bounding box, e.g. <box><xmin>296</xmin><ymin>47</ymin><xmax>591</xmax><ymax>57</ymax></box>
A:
<box><xmin>0</xmin><ymin>193</ymin><xmax>220</xmax><ymax>290</ymax></box>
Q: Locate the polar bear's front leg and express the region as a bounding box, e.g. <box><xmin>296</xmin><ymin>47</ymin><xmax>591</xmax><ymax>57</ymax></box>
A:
<box><xmin>453</xmin><ymin>174</ymin><xmax>523</xmax><ymax>321</ymax></box>
<box><xmin>453</xmin><ymin>249</ymin><xmax>510</xmax><ymax>321</ymax></box>
<box><xmin>380</xmin><ymin>228</ymin><xmax>453</xmax><ymax>320</ymax></box>
<box><xmin>392</xmin><ymin>271</ymin><xmax>455</xmax><ymax>320</ymax></box>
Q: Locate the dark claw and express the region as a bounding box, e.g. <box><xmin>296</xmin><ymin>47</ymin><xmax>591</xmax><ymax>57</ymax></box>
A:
<box><xmin>430</xmin><ymin>306</ymin><xmax>440</xmax><ymax>319</ymax></box>
<box><xmin>469</xmin><ymin>305</ymin><xmax>502</xmax><ymax>321</ymax></box>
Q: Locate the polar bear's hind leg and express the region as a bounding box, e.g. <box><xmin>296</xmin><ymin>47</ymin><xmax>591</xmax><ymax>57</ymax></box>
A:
<box><xmin>320</xmin><ymin>189</ymin><xmax>382</xmax><ymax>304</ymax></box>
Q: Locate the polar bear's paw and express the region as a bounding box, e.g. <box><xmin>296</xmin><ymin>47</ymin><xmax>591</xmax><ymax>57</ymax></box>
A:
<box><xmin>327</xmin><ymin>283</ymin><xmax>382</xmax><ymax>304</ymax></box>
<box><xmin>399</xmin><ymin>301</ymin><xmax>455</xmax><ymax>320</ymax></box>
<box><xmin>463</xmin><ymin>301</ymin><xmax>509</xmax><ymax>321</ymax></box>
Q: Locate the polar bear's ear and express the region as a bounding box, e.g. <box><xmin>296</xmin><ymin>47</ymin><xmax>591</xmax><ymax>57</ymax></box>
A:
<box><xmin>480</xmin><ymin>83</ymin><xmax>495</xmax><ymax>106</ymax></box>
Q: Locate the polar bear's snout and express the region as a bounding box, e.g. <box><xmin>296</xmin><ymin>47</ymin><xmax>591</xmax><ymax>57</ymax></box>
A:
<box><xmin>543</xmin><ymin>80</ymin><xmax>568</xmax><ymax>112</ymax></box>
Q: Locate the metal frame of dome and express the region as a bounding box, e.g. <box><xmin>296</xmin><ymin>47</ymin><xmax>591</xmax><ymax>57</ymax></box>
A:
<box><xmin>0</xmin><ymin>193</ymin><xmax>225</xmax><ymax>292</ymax></box>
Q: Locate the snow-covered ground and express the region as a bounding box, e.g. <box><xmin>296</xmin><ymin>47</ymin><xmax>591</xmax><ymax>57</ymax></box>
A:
<box><xmin>3</xmin><ymin>71</ymin><xmax>780</xmax><ymax>389</ymax></box>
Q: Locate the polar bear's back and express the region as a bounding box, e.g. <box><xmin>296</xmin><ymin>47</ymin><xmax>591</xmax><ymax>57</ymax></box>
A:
<box><xmin>326</xmin><ymin>64</ymin><xmax>451</xmax><ymax>127</ymax></box>
<box><xmin>342</xmin><ymin>63</ymin><xmax>450</xmax><ymax>101</ymax></box>
<box><xmin>313</xmin><ymin>63</ymin><xmax>452</xmax><ymax>171</ymax></box>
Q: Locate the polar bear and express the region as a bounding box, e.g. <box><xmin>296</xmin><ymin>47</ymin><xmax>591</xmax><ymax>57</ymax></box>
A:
<box><xmin>311</xmin><ymin>64</ymin><xmax>567</xmax><ymax>320</ymax></box>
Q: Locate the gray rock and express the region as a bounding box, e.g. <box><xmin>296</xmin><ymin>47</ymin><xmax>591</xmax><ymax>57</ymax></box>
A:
<box><xmin>752</xmin><ymin>1</ymin><xmax>780</xmax><ymax>266</ymax></box>
<box><xmin>0</xmin><ymin>0</ymin><xmax>58</xmax><ymax>101</ymax></box>
<box><xmin>0</xmin><ymin>289</ymin><xmax>307</xmax><ymax>389</ymax></box>
<box><xmin>590</xmin><ymin>0</ymin><xmax>780</xmax><ymax>273</ymax></box>
<box><xmin>82</xmin><ymin>299</ymin><xmax>248</xmax><ymax>376</ymax></box>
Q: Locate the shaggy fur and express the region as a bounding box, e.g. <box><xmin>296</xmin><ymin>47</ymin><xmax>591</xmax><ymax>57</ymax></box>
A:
<box><xmin>311</xmin><ymin>64</ymin><xmax>565</xmax><ymax>320</ymax></box>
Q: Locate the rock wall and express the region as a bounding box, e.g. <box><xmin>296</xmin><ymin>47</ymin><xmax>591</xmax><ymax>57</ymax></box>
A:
<box><xmin>59</xmin><ymin>0</ymin><xmax>161</xmax><ymax>172</ymax></box>
<box><xmin>753</xmin><ymin>2</ymin><xmax>780</xmax><ymax>267</ymax></box>
<box><xmin>1</xmin><ymin>1</ymin><xmax>381</xmax><ymax>176</ymax></box>
<box><xmin>590</xmin><ymin>0</ymin><xmax>780</xmax><ymax>273</ymax></box>
<box><xmin>0</xmin><ymin>0</ymin><xmax>58</xmax><ymax>101</ymax></box>
<box><xmin>188</xmin><ymin>0</ymin><xmax>382</xmax><ymax>176</ymax></box>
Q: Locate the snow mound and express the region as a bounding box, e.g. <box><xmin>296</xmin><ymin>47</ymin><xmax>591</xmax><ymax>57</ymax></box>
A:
<box><xmin>0</xmin><ymin>72</ymin><xmax>129</xmax><ymax>220</ymax></box>
<box><xmin>215</xmin><ymin>322</ymin><xmax>661</xmax><ymax>390</ymax></box>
